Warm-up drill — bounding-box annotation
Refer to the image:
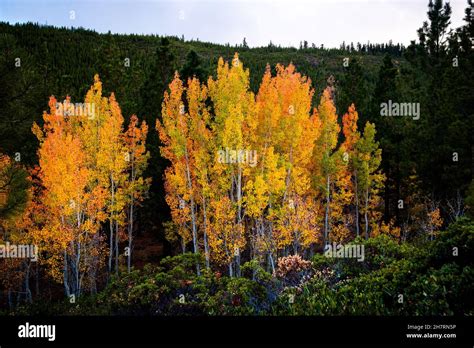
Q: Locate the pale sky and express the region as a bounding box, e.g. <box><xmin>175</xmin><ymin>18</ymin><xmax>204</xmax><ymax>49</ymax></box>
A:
<box><xmin>0</xmin><ymin>0</ymin><xmax>469</xmax><ymax>48</ymax></box>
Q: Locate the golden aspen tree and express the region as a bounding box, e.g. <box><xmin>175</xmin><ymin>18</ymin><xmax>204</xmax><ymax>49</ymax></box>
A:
<box><xmin>248</xmin><ymin>65</ymin><xmax>286</xmax><ymax>270</ymax></box>
<box><xmin>208</xmin><ymin>196</ymin><xmax>238</xmax><ymax>269</ymax></box>
<box><xmin>244</xmin><ymin>146</ymin><xmax>286</xmax><ymax>270</ymax></box>
<box><xmin>97</xmin><ymin>93</ymin><xmax>129</xmax><ymax>276</ymax></box>
<box><xmin>78</xmin><ymin>75</ymin><xmax>117</xmax><ymax>279</ymax></box>
<box><xmin>271</xmin><ymin>64</ymin><xmax>321</xmax><ymax>257</ymax></box>
<box><xmin>354</xmin><ymin>121</ymin><xmax>384</xmax><ymax>239</ymax></box>
<box><xmin>207</xmin><ymin>53</ymin><xmax>255</xmax><ymax>276</ymax></box>
<box><xmin>158</xmin><ymin>55</ymin><xmax>388</xmax><ymax>274</ymax></box>
<box><xmin>312</xmin><ymin>88</ymin><xmax>340</xmax><ymax>246</ymax></box>
<box><xmin>157</xmin><ymin>73</ymin><xmax>190</xmax><ymax>250</ymax></box>
<box><xmin>186</xmin><ymin>77</ymin><xmax>212</xmax><ymax>269</ymax></box>
<box><xmin>158</xmin><ymin>73</ymin><xmax>202</xmax><ymax>274</ymax></box>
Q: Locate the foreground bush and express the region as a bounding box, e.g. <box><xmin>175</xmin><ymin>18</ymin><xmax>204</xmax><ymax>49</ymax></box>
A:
<box><xmin>11</xmin><ymin>219</ymin><xmax>474</xmax><ymax>316</ymax></box>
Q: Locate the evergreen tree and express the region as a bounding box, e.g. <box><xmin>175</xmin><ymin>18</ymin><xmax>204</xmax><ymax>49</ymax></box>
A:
<box><xmin>139</xmin><ymin>38</ymin><xmax>177</xmax><ymax>239</ymax></box>
<box><xmin>336</xmin><ymin>57</ymin><xmax>369</xmax><ymax>124</ymax></box>
<box><xmin>180</xmin><ymin>50</ymin><xmax>206</xmax><ymax>82</ymax></box>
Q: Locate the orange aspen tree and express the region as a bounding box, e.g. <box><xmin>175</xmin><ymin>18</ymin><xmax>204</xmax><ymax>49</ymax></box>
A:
<box><xmin>33</xmin><ymin>96</ymin><xmax>102</xmax><ymax>297</ymax></box>
<box><xmin>277</xmin><ymin>66</ymin><xmax>321</xmax><ymax>255</ymax></box>
<box><xmin>255</xmin><ymin>64</ymin><xmax>320</xmax><ymax>263</ymax></box>
<box><xmin>32</xmin><ymin>76</ymin><xmax>145</xmax><ymax>294</ymax></box>
<box><xmin>425</xmin><ymin>205</ymin><xmax>443</xmax><ymax>241</ymax></box>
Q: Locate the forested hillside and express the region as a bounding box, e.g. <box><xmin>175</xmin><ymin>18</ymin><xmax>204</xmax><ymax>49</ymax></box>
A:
<box><xmin>0</xmin><ymin>20</ymin><xmax>408</xmax><ymax>243</ymax></box>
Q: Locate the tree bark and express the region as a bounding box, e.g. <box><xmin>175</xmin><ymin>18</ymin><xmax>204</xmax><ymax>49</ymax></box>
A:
<box><xmin>364</xmin><ymin>187</ymin><xmax>369</xmax><ymax>239</ymax></box>
<box><xmin>202</xmin><ymin>197</ymin><xmax>210</xmax><ymax>269</ymax></box>
<box><xmin>184</xmin><ymin>149</ymin><xmax>200</xmax><ymax>275</ymax></box>
<box><xmin>324</xmin><ymin>174</ymin><xmax>331</xmax><ymax>245</ymax></box>
<box><xmin>355</xmin><ymin>171</ymin><xmax>360</xmax><ymax>237</ymax></box>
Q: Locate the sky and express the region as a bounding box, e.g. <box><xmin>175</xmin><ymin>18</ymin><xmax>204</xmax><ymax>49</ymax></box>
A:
<box><xmin>0</xmin><ymin>0</ymin><xmax>469</xmax><ymax>48</ymax></box>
